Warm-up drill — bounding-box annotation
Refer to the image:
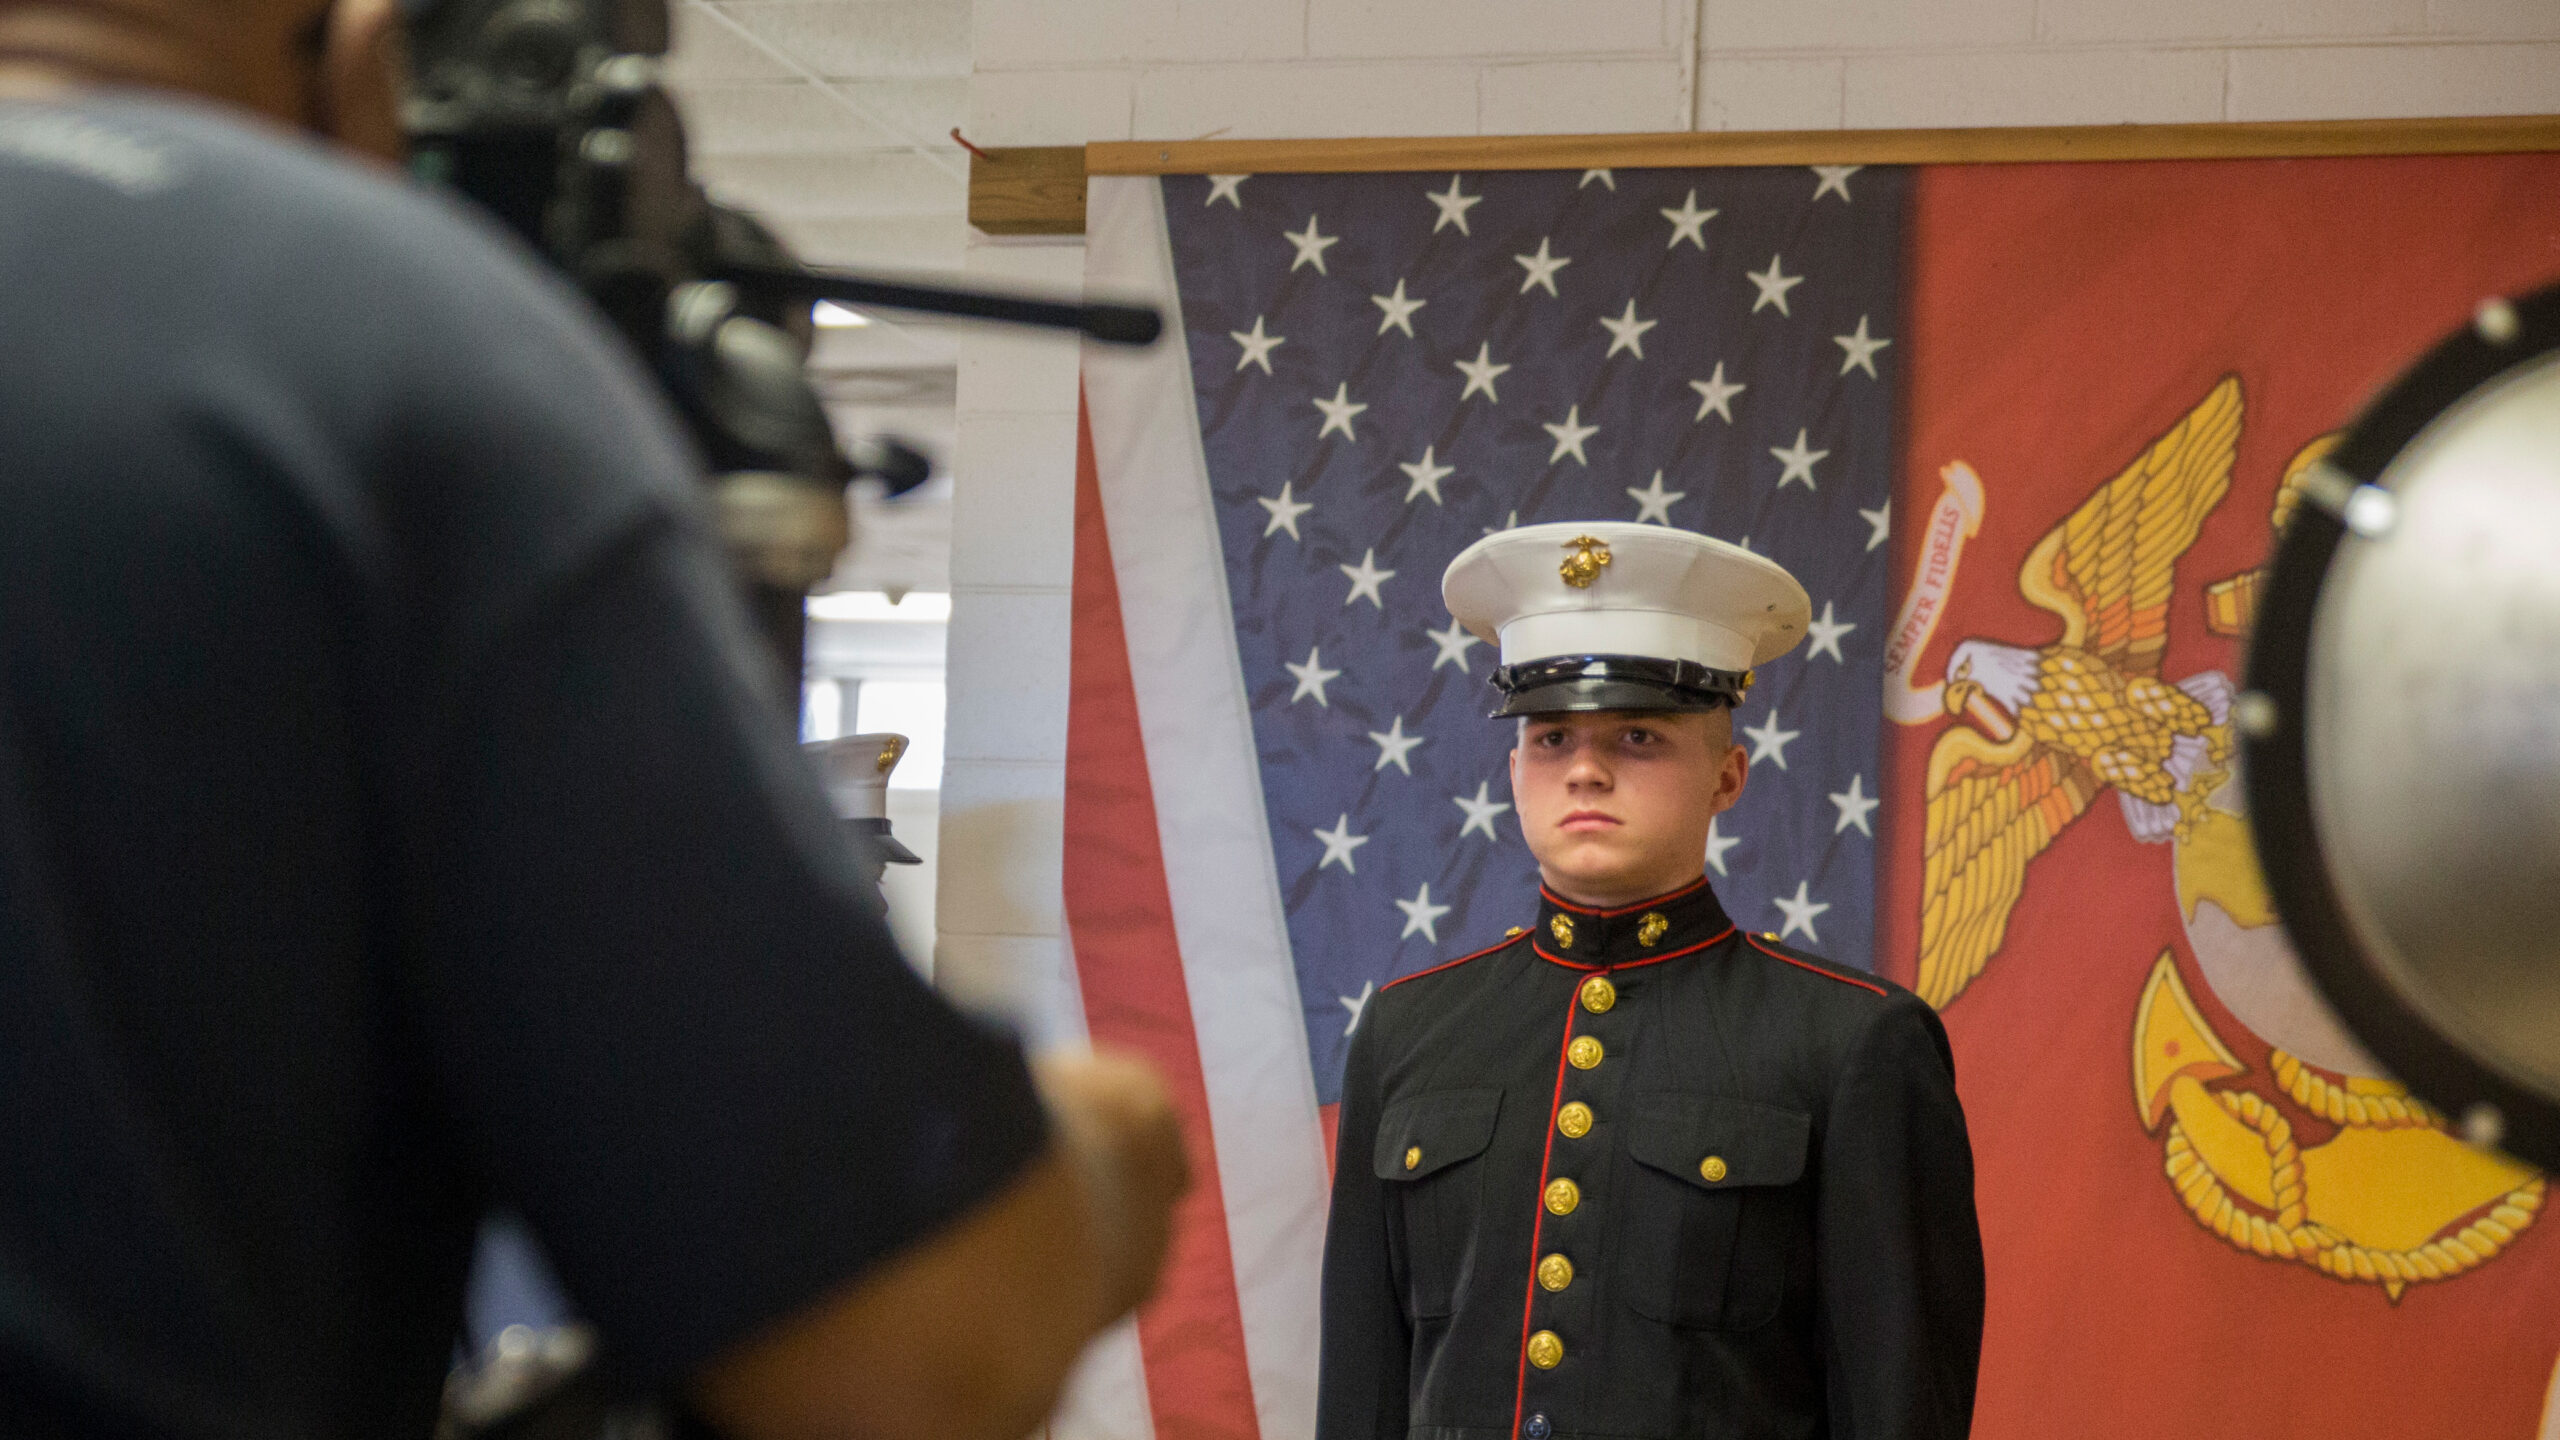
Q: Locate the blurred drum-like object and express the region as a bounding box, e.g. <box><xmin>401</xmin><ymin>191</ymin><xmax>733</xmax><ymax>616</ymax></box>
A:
<box><xmin>2245</xmin><ymin>281</ymin><xmax>2560</xmax><ymax>1169</ymax></box>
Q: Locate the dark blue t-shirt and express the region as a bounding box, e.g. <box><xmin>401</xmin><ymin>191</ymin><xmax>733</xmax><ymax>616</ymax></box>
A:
<box><xmin>0</xmin><ymin>92</ymin><xmax>1045</xmax><ymax>1439</ymax></box>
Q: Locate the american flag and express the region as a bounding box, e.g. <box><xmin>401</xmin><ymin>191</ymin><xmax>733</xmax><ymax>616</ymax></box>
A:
<box><xmin>1060</xmin><ymin>168</ymin><xmax>1907</xmax><ymax>1440</ymax></box>
<box><xmin>1158</xmin><ymin>165</ymin><xmax>1904</xmax><ymax>1105</ymax></box>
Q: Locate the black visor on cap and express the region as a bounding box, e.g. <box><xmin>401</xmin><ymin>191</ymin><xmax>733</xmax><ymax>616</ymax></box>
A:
<box><xmin>847</xmin><ymin>817</ymin><xmax>924</xmax><ymax>865</ymax></box>
<box><xmin>1489</xmin><ymin>655</ymin><xmax>1749</xmax><ymax>718</ymax></box>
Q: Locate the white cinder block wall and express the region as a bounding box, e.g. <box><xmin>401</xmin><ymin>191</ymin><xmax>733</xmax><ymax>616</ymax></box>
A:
<box><xmin>935</xmin><ymin>0</ymin><xmax>2560</xmax><ymax>1028</ymax></box>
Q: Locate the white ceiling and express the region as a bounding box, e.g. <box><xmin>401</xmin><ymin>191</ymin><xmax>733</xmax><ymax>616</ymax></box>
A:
<box><xmin>663</xmin><ymin>0</ymin><xmax>978</xmax><ymax>597</ymax></box>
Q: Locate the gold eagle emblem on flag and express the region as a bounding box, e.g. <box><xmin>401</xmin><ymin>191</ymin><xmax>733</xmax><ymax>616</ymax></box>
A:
<box><xmin>1916</xmin><ymin>377</ymin><xmax>2244</xmax><ymax>1010</ymax></box>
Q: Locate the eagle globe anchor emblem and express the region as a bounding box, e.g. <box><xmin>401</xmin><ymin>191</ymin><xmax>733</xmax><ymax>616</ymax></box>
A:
<box><xmin>1912</xmin><ymin>376</ymin><xmax>2542</xmax><ymax>1300</ymax></box>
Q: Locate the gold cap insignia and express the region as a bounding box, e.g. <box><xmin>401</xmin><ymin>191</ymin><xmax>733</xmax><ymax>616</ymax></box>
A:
<box><xmin>1558</xmin><ymin>534</ymin><xmax>1612</xmax><ymax>589</ymax></box>
<box><xmin>1549</xmin><ymin>913</ymin><xmax>1575</xmax><ymax>947</ymax></box>
<box><xmin>876</xmin><ymin>735</ymin><xmax>910</xmax><ymax>776</ymax></box>
<box><xmin>1505</xmin><ymin>925</ymin><xmax>1529</xmax><ymax>938</ymax></box>
<box><xmin>1637</xmin><ymin>912</ymin><xmax>1669</xmax><ymax>947</ymax></box>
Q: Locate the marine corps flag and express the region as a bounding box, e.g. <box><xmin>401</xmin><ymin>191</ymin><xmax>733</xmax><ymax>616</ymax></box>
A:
<box><xmin>1877</xmin><ymin>152</ymin><xmax>2560</xmax><ymax>1437</ymax></box>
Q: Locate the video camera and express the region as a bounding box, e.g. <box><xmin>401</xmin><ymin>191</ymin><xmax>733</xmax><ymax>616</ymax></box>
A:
<box><xmin>399</xmin><ymin>0</ymin><xmax>1154</xmax><ymax>688</ymax></box>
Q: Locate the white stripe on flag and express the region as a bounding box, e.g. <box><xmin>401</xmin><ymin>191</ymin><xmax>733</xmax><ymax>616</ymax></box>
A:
<box><xmin>1048</xmin><ymin>1318</ymin><xmax>1158</xmax><ymax>1440</ymax></box>
<box><xmin>1084</xmin><ymin>174</ymin><xmax>1328</xmax><ymax>1440</ymax></box>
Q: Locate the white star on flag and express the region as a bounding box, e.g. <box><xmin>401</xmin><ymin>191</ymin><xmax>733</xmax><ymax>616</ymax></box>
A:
<box><xmin>1804</xmin><ymin>600</ymin><xmax>1856</xmax><ymax>662</ymax></box>
<box><xmin>1285</xmin><ymin>645</ymin><xmax>1341</xmax><ymax>705</ymax></box>
<box><xmin>1205</xmin><ymin>174</ymin><xmax>1248</xmax><ymax>207</ymax></box>
<box><xmin>1579</xmin><ymin>168</ymin><xmax>1616</xmax><ymax>190</ymax></box>
<box><xmin>1860</xmin><ymin>500</ymin><xmax>1891</xmax><ymax>552</ymax></box>
<box><xmin>1705</xmin><ymin>815</ymin><xmax>1741</xmax><ymax>876</ymax></box>
<box><xmin>1454</xmin><ymin>342</ymin><xmax>1511</xmax><ymax>402</ymax></box>
<box><xmin>1829</xmin><ymin>773</ymin><xmax>1880</xmax><ymax>837</ymax></box>
<box><xmin>1230</xmin><ymin>315</ymin><xmax>1283</xmax><ymax>374</ymax></box>
<box><xmin>1453</xmin><ymin>780</ymin><xmax>1512</xmax><ymax>841</ymax></box>
<box><xmin>1811</xmin><ymin>165</ymin><xmax>1861</xmax><ymax>202</ymax></box>
<box><xmin>1399</xmin><ymin>445</ymin><xmax>1454</xmax><ymax>505</ymax></box>
<box><xmin>1627</xmin><ymin>470</ymin><xmax>1685</xmax><ymax>524</ymax></box>
<box><xmin>1339</xmin><ymin>980</ymin><xmax>1373</xmax><ymax>1035</ymax></box>
<box><xmin>1256</xmin><ymin>480</ymin><xmax>1312</xmax><ymax>539</ymax></box>
<box><xmin>1834</xmin><ymin>315</ymin><xmax>1891</xmax><ymax>378</ymax></box>
<box><xmin>1514</xmin><ymin>237</ymin><xmax>1571</xmax><ymax>296</ymax></box>
<box><xmin>1339</xmin><ymin>548</ymin><xmax>1395</xmax><ymax>608</ymax></box>
<box><xmin>1744</xmin><ymin>708</ymin><xmax>1801</xmax><ymax>769</ymax></box>
<box><xmin>1773</xmin><ymin>880</ymin><xmax>1831</xmax><ymax>943</ymax></box>
<box><xmin>1771</xmin><ymin>429</ymin><xmax>1829</xmax><ymax>490</ymax></box>
<box><xmin>1369</xmin><ymin>714</ymin><xmax>1424</xmax><ymax>775</ymax></box>
<box><xmin>1372</xmin><ymin>278</ymin><xmax>1426</xmax><ymax>337</ymax></box>
<box><xmin>1542</xmin><ymin>404</ymin><xmax>1598</xmax><ymax>465</ymax></box>
<box><xmin>1313</xmin><ymin>381</ymin><xmax>1368</xmax><ymax>441</ymax></box>
<box><xmin>1425</xmin><ymin>616</ymin><xmax>1480</xmax><ymax>671</ymax></box>
<box><xmin>1425</xmin><ymin>174</ymin><xmax>1481</xmax><ymax>235</ymax></box>
<box><xmin>1313</xmin><ymin>813</ymin><xmax>1370</xmax><ymax>873</ymax></box>
<box><xmin>1660</xmin><ymin>189</ymin><xmax>1717</xmax><ymax>250</ymax></box>
<box><xmin>1285</xmin><ymin>214</ymin><xmax>1338</xmax><ymax>274</ymax></box>
<box><xmin>1689</xmin><ymin>363</ymin><xmax>1745</xmax><ymax>423</ymax></box>
<box><xmin>1746</xmin><ymin>254</ymin><xmax>1804</xmax><ymax>315</ymax></box>
<box><xmin>1599</xmin><ymin>299</ymin><xmax>1658</xmax><ymax>359</ymax></box>
<box><xmin>1397</xmin><ymin>882</ymin><xmax>1453</xmax><ymax>942</ymax></box>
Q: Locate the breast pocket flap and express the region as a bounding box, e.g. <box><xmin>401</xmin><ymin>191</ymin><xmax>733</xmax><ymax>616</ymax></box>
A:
<box><xmin>1374</xmin><ymin>1087</ymin><xmax>1502</xmax><ymax>1182</ymax></box>
<box><xmin>1627</xmin><ymin>1093</ymin><xmax>1810</xmax><ymax>1191</ymax></box>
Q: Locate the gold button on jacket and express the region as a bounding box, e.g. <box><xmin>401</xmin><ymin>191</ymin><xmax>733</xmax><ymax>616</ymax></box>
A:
<box><xmin>1567</xmin><ymin>1035</ymin><xmax>1604</xmax><ymax>1070</ymax></box>
<box><xmin>1527</xmin><ymin>1330</ymin><xmax>1565</xmax><ymax>1370</ymax></box>
<box><xmin>1543</xmin><ymin>1177</ymin><xmax>1580</xmax><ymax>1215</ymax></box>
<box><xmin>1700</xmin><ymin>1155</ymin><xmax>1729</xmax><ymax>1183</ymax></box>
<box><xmin>1557</xmin><ymin>1102</ymin><xmax>1594</xmax><ymax>1139</ymax></box>
<box><xmin>1404</xmin><ymin>1146</ymin><xmax>1422</xmax><ymax>1171</ymax></box>
<box><xmin>1579</xmin><ymin>974</ymin><xmax>1617</xmax><ymax>1013</ymax></box>
<box><xmin>1537</xmin><ymin>1253</ymin><xmax>1575</xmax><ymax>1292</ymax></box>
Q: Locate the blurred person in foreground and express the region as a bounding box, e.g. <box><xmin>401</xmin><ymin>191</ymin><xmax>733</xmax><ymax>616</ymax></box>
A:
<box><xmin>1318</xmin><ymin>524</ymin><xmax>1983</xmax><ymax>1440</ymax></box>
<box><xmin>0</xmin><ymin>3</ymin><xmax>1185</xmax><ymax>1438</ymax></box>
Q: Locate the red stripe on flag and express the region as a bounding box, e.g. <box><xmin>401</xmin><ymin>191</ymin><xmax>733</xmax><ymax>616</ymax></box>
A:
<box><xmin>1063</xmin><ymin>392</ymin><xmax>1263</xmax><ymax>1440</ymax></box>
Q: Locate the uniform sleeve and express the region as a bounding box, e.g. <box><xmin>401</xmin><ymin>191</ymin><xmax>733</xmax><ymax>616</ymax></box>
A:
<box><xmin>1815</xmin><ymin>995</ymin><xmax>1985</xmax><ymax>1440</ymax></box>
<box><xmin>1316</xmin><ymin>1005</ymin><xmax>1410</xmax><ymax>1440</ymax></box>
<box><xmin>405</xmin><ymin>519</ymin><xmax>1048</xmax><ymax>1384</ymax></box>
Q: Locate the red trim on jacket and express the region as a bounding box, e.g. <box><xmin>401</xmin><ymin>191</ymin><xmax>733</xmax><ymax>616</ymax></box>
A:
<box><xmin>1380</xmin><ymin>930</ymin><xmax>1528</xmax><ymax>992</ymax></box>
<box><xmin>1536</xmin><ymin>873</ymin><xmax>1715</xmax><ymax>918</ymax></box>
<box><xmin>1512</xmin><ymin>985</ymin><xmax>1583</xmax><ymax>1440</ymax></box>
<box><xmin>1743</xmin><ymin>932</ymin><xmax>1889</xmax><ymax>996</ymax></box>
<box><xmin>1530</xmin><ymin>925</ymin><xmax>1737</xmax><ymax>974</ymax></box>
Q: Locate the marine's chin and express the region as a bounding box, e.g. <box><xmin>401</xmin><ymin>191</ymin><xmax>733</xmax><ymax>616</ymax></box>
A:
<box><xmin>1534</xmin><ymin>833</ymin><xmax>1674</xmax><ymax>901</ymax></box>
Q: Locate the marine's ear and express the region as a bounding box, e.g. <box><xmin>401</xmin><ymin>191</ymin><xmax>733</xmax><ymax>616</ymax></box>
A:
<box><xmin>314</xmin><ymin>0</ymin><xmax>405</xmax><ymax>166</ymax></box>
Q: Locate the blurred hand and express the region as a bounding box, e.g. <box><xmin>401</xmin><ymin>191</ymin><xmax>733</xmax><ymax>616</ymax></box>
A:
<box><xmin>1033</xmin><ymin>1049</ymin><xmax>1190</xmax><ymax>1318</ymax></box>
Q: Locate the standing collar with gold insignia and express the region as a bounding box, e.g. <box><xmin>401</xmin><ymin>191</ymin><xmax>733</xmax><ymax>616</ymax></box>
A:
<box><xmin>1533</xmin><ymin>876</ymin><xmax>1736</xmax><ymax>971</ymax></box>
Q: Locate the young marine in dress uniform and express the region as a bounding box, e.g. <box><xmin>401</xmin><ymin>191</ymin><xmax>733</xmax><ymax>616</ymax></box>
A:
<box><xmin>1318</xmin><ymin>523</ymin><xmax>1985</xmax><ymax>1440</ymax></box>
